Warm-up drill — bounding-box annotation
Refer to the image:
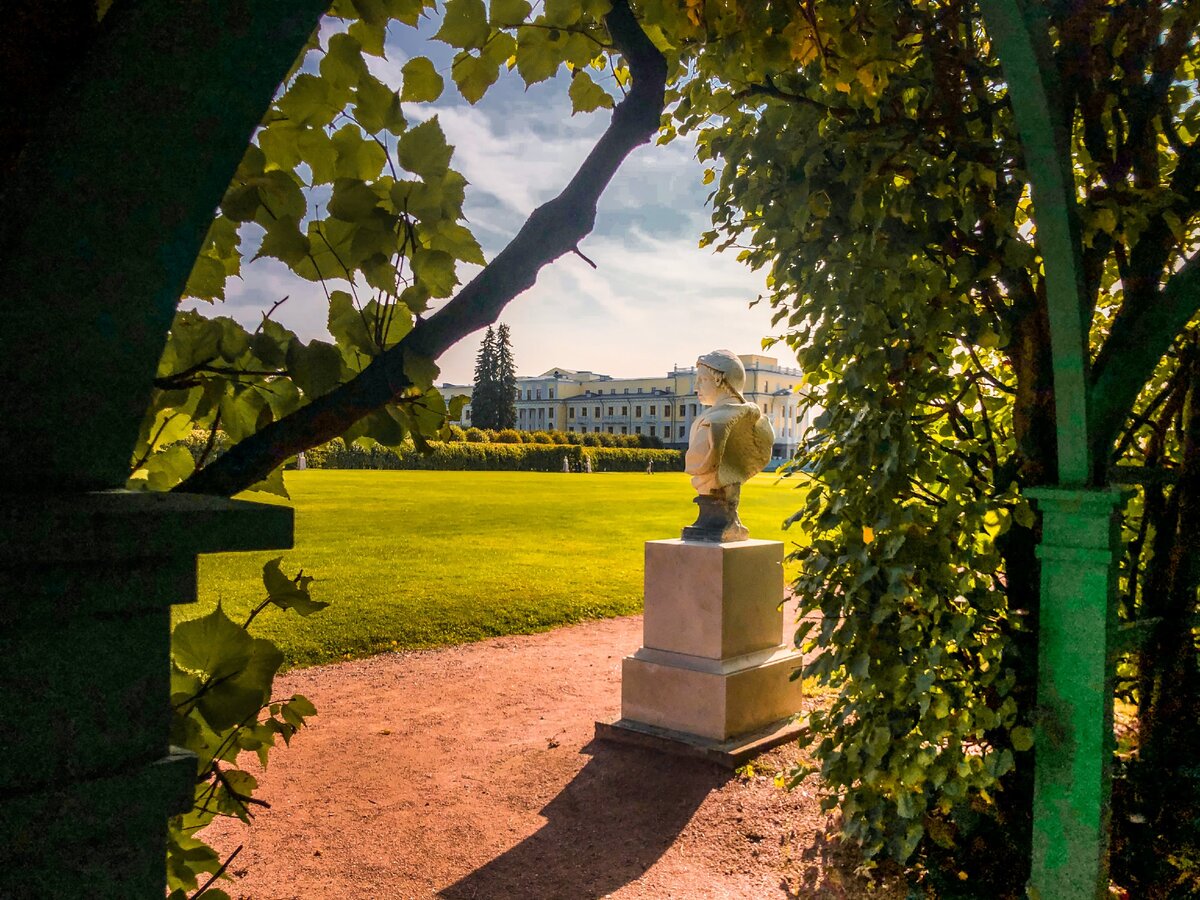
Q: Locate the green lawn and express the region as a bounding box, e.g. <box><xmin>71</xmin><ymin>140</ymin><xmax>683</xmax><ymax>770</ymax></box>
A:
<box><xmin>186</xmin><ymin>470</ymin><xmax>810</xmax><ymax>668</ymax></box>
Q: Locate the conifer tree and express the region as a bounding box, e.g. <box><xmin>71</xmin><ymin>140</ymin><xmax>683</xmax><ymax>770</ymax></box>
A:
<box><xmin>494</xmin><ymin>324</ymin><xmax>518</xmax><ymax>429</ymax></box>
<box><xmin>471</xmin><ymin>326</ymin><xmax>499</xmax><ymax>430</ymax></box>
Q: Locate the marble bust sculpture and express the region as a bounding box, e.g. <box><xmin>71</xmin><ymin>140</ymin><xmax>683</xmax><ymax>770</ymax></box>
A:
<box><xmin>682</xmin><ymin>350</ymin><xmax>774</xmax><ymax>542</ymax></box>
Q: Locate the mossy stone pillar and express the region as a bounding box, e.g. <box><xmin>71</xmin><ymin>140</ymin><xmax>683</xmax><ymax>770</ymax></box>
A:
<box><xmin>0</xmin><ymin>493</ymin><xmax>292</xmax><ymax>897</ymax></box>
<box><xmin>0</xmin><ymin>5</ymin><xmax>329</xmax><ymax>896</ymax></box>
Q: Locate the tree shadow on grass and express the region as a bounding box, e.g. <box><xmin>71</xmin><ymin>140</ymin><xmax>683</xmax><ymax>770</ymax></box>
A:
<box><xmin>439</xmin><ymin>739</ymin><xmax>729</xmax><ymax>900</ymax></box>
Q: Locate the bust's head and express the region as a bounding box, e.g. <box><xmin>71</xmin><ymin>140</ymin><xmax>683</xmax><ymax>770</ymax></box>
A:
<box><xmin>695</xmin><ymin>350</ymin><xmax>747</xmax><ymax>405</ymax></box>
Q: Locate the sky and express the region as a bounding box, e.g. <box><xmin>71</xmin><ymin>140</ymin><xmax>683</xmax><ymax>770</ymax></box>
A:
<box><xmin>211</xmin><ymin>12</ymin><xmax>784</xmax><ymax>386</ymax></box>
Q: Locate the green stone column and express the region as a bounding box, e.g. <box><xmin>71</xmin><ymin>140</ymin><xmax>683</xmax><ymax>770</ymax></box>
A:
<box><xmin>1025</xmin><ymin>487</ymin><xmax>1131</xmax><ymax>900</ymax></box>
<box><xmin>0</xmin><ymin>492</ymin><xmax>292</xmax><ymax>898</ymax></box>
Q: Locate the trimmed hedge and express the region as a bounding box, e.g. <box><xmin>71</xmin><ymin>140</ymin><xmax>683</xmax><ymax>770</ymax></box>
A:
<box><xmin>303</xmin><ymin>440</ymin><xmax>682</xmax><ymax>472</ymax></box>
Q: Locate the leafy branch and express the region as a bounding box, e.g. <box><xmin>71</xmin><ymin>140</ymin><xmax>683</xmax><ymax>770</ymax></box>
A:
<box><xmin>173</xmin><ymin>0</ymin><xmax>667</xmax><ymax>498</ymax></box>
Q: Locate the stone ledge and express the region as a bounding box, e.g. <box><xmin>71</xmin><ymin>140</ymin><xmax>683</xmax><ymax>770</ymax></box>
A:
<box><xmin>0</xmin><ymin>490</ymin><xmax>294</xmax><ymax>562</ymax></box>
<box><xmin>594</xmin><ymin>716</ymin><xmax>808</xmax><ymax>769</ymax></box>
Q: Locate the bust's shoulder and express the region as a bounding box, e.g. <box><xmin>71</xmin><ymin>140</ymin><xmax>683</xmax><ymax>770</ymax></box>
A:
<box><xmin>700</xmin><ymin>400</ymin><xmax>760</xmax><ymax>424</ymax></box>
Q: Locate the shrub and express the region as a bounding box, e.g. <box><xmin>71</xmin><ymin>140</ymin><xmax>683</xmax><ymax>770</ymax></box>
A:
<box><xmin>447</xmin><ymin>424</ymin><xmax>466</xmax><ymax>442</ymax></box>
<box><xmin>548</xmin><ymin>430</ymin><xmax>569</xmax><ymax>444</ymax></box>
<box><xmin>464</xmin><ymin>427</ymin><xmax>489</xmax><ymax>442</ymax></box>
<box><xmin>597</xmin><ymin>432</ymin><xmax>617</xmax><ymax>447</ymax></box>
<box><xmin>580</xmin><ymin>432</ymin><xmax>601</xmax><ymax>446</ymax></box>
<box><xmin>493</xmin><ymin>428</ymin><xmax>523</xmax><ymax>444</ymax></box>
<box><xmin>529</xmin><ymin>431</ymin><xmax>553</xmax><ymax>444</ymax></box>
<box><xmin>301</xmin><ymin>440</ymin><xmax>684</xmax><ymax>473</ymax></box>
<box><xmin>177</xmin><ymin>428</ymin><xmax>231</xmax><ymax>464</ymax></box>
<box><xmin>564</xmin><ymin>431</ymin><xmax>582</xmax><ymax>445</ymax></box>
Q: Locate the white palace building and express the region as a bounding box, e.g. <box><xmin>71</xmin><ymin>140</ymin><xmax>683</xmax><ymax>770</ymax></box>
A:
<box><xmin>438</xmin><ymin>353</ymin><xmax>813</xmax><ymax>460</ymax></box>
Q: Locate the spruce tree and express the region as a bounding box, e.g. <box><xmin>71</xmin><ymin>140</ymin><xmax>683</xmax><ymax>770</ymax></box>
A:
<box><xmin>494</xmin><ymin>324</ymin><xmax>518</xmax><ymax>429</ymax></box>
<box><xmin>471</xmin><ymin>326</ymin><xmax>499</xmax><ymax>429</ymax></box>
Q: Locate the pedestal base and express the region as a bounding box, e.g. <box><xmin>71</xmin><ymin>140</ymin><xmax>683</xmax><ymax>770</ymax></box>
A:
<box><xmin>594</xmin><ymin>716</ymin><xmax>807</xmax><ymax>769</ymax></box>
<box><xmin>621</xmin><ymin>646</ymin><xmax>803</xmax><ymax>740</ymax></box>
<box><xmin>600</xmin><ymin>538</ymin><xmax>804</xmax><ymax>765</ymax></box>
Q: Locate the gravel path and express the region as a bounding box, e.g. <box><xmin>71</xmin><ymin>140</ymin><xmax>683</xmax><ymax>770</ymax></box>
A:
<box><xmin>202</xmin><ymin>615</ymin><xmax>903</xmax><ymax>899</ymax></box>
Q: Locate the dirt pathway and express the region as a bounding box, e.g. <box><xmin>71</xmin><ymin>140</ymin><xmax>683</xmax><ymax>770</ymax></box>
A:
<box><xmin>203</xmin><ymin>615</ymin><xmax>900</xmax><ymax>899</ymax></box>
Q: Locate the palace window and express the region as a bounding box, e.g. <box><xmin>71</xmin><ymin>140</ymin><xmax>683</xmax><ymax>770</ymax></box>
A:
<box><xmin>678</xmin><ymin>425</ymin><xmax>685</xmax><ymax>438</ymax></box>
<box><xmin>549</xmin><ymin>388</ymin><xmax>554</xmax><ymax>399</ymax></box>
<box><xmin>594</xmin><ymin>407</ymin><xmax>601</xmax><ymax>418</ymax></box>
<box><xmin>690</xmin><ymin>404</ymin><xmax>697</xmax><ymax>416</ymax></box>
<box><xmin>664</xmin><ymin>405</ymin><xmax>671</xmax><ymax>417</ymax></box>
<box><xmin>623</xmin><ymin>388</ymin><xmax>629</xmax><ymax>394</ymax></box>
<box><xmin>621</xmin><ymin>426</ymin><xmax>628</xmax><ymax>434</ymax></box>
<box><xmin>621</xmin><ymin>406</ymin><xmax>627</xmax><ymax>415</ymax></box>
<box><xmin>568</xmin><ymin>408</ymin><xmax>575</xmax><ymax>419</ymax></box>
<box><xmin>594</xmin><ymin>426</ymin><xmax>600</xmax><ymax>433</ymax></box>
<box><xmin>649</xmin><ymin>425</ymin><xmax>656</xmax><ymax>437</ymax></box>
<box><xmin>536</xmin><ymin>388</ymin><xmax>542</xmax><ymax>399</ymax></box>
<box><xmin>635</xmin><ymin>426</ymin><xmax>642</xmax><ymax>435</ymax></box>
<box><xmin>635</xmin><ymin>406</ymin><xmax>642</xmax><ymax>417</ymax></box>
<box><xmin>649</xmin><ymin>405</ymin><xmax>656</xmax><ymax>416</ymax></box>
<box><xmin>607</xmin><ymin>406</ymin><xmax>614</xmax><ymax>416</ymax></box>
<box><xmin>607</xmin><ymin>426</ymin><xmax>614</xmax><ymax>433</ymax></box>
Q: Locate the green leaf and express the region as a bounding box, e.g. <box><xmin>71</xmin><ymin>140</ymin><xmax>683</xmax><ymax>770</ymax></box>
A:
<box><xmin>428</xmin><ymin>220</ymin><xmax>486</xmax><ymax>265</ymax></box>
<box><xmin>262</xmin><ymin>557</ymin><xmax>330</xmax><ymax>617</ymax></box>
<box><xmin>515</xmin><ymin>25</ymin><xmax>563</xmax><ymax>85</ymax></box>
<box><xmin>137</xmin><ymin>443</ymin><xmax>196</xmax><ymax>492</ymax></box>
<box><xmin>184</xmin><ymin>255</ymin><xmax>227</xmax><ymax>301</ymax></box>
<box><xmin>246</xmin><ymin>465</ymin><xmax>290</xmax><ymax>499</ymax></box>
<box><xmin>297</xmin><ymin>127</ymin><xmax>339</xmax><ymax>185</ymax></box>
<box><xmin>397</xmin><ymin>117</ymin><xmax>453</xmax><ymax>179</ymax></box>
<box><xmin>543</xmin><ymin>0</ymin><xmax>581</xmax><ymax>26</ymax></box>
<box><xmin>412</xmin><ymin>247</ymin><xmax>458</xmax><ymax>297</ymax></box>
<box><xmin>331</xmin><ymin>124</ymin><xmax>388</xmax><ymax>180</ymax></box>
<box><xmin>403</xmin><ymin>354</ymin><xmax>441</xmax><ymax>391</ymax></box>
<box><xmin>286</xmin><ymin>339</ymin><xmax>345</xmax><ymax>399</ymax></box>
<box><xmin>349</xmin><ymin>17</ymin><xmax>387</xmax><ymax>56</ymax></box>
<box><xmin>320</xmin><ymin>32</ymin><xmax>368</xmax><ymax>90</ymax></box>
<box><xmin>257</xmin><ymin>121</ymin><xmax>303</xmax><ymax>171</ymax></box>
<box><xmin>328</xmin><ymin>178</ymin><xmax>382</xmax><ymax>221</ymax></box>
<box><xmin>568</xmin><ymin>70</ymin><xmax>614</xmax><ymax>114</ymax></box>
<box><xmin>355</xmin><ymin>73</ymin><xmax>405</xmax><ymax>134</ymax></box>
<box><xmin>1011</xmin><ymin>726</ymin><xmax>1034</xmax><ymax>752</ymax></box>
<box><xmin>434</xmin><ymin>0</ymin><xmax>490</xmax><ymax>48</ymax></box>
<box><xmin>173</xmin><ymin>605</ymin><xmax>255</xmax><ymax>681</ymax></box>
<box><xmin>256</xmin><ymin>214</ymin><xmax>311</xmax><ymax>266</ymax></box>
<box><xmin>401</xmin><ymin>56</ymin><xmax>445</xmax><ymax>102</ymax></box>
<box><xmin>287</xmin><ymin>694</ymin><xmax>318</xmax><ymax>717</ymax></box>
<box><xmin>328</xmin><ymin>290</ymin><xmax>377</xmax><ymax>355</ymax></box>
<box><xmin>452</xmin><ymin>50</ymin><xmax>502</xmax><ymax>104</ymax></box>
<box><xmin>490</xmin><ymin>0</ymin><xmax>531</xmax><ymax>24</ymax></box>
<box><xmin>276</xmin><ymin>74</ymin><xmax>340</xmax><ymax>127</ymax></box>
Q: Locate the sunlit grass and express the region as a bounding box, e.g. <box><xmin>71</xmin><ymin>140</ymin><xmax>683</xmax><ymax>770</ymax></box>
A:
<box><xmin>184</xmin><ymin>470</ymin><xmax>811</xmax><ymax>668</ymax></box>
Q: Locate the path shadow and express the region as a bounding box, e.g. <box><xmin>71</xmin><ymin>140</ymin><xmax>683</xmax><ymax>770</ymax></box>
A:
<box><xmin>440</xmin><ymin>739</ymin><xmax>729</xmax><ymax>899</ymax></box>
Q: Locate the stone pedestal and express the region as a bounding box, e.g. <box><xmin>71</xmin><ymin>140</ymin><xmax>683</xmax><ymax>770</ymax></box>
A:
<box><xmin>0</xmin><ymin>491</ymin><xmax>293</xmax><ymax>898</ymax></box>
<box><xmin>597</xmin><ymin>539</ymin><xmax>804</xmax><ymax>766</ymax></box>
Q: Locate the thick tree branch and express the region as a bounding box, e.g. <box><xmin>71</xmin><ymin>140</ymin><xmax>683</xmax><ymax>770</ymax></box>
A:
<box><xmin>175</xmin><ymin>0</ymin><xmax>667</xmax><ymax>497</ymax></box>
<box><xmin>1090</xmin><ymin>250</ymin><xmax>1200</xmax><ymax>464</ymax></box>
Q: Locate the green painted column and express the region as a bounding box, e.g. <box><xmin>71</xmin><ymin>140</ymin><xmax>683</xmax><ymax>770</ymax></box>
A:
<box><xmin>1025</xmin><ymin>487</ymin><xmax>1131</xmax><ymax>899</ymax></box>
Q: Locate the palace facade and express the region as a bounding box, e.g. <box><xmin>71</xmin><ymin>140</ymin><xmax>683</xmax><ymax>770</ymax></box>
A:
<box><xmin>437</xmin><ymin>353</ymin><xmax>812</xmax><ymax>459</ymax></box>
